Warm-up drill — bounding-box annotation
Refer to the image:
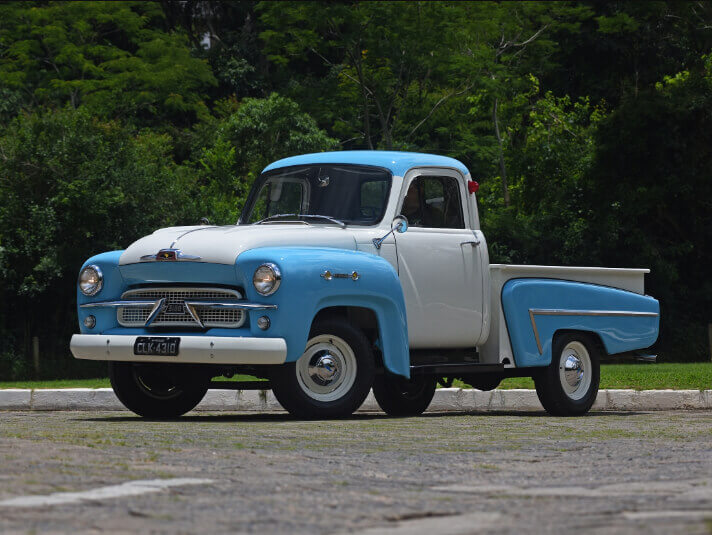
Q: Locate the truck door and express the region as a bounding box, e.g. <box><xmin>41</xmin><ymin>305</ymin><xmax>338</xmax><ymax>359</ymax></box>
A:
<box><xmin>394</xmin><ymin>169</ymin><xmax>485</xmax><ymax>348</ymax></box>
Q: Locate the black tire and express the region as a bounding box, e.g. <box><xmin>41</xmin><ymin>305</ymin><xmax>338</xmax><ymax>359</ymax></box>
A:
<box><xmin>534</xmin><ymin>333</ymin><xmax>600</xmax><ymax>416</ymax></box>
<box><xmin>271</xmin><ymin>319</ymin><xmax>374</xmax><ymax>419</ymax></box>
<box><xmin>373</xmin><ymin>374</ymin><xmax>436</xmax><ymax>416</ymax></box>
<box><xmin>461</xmin><ymin>373</ymin><xmax>503</xmax><ymax>391</ymax></box>
<box><xmin>109</xmin><ymin>362</ymin><xmax>209</xmax><ymax>418</ymax></box>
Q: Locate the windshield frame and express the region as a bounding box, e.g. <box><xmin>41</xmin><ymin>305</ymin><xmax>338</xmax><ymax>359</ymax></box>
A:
<box><xmin>238</xmin><ymin>163</ymin><xmax>393</xmax><ymax>226</ymax></box>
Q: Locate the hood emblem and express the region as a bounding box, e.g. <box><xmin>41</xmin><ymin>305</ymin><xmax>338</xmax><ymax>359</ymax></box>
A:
<box><xmin>140</xmin><ymin>249</ymin><xmax>202</xmax><ymax>262</ymax></box>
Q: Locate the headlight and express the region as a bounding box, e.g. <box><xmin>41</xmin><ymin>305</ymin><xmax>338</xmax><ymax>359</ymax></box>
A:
<box><xmin>79</xmin><ymin>265</ymin><xmax>103</xmax><ymax>296</ymax></box>
<box><xmin>253</xmin><ymin>263</ymin><xmax>281</xmax><ymax>296</ymax></box>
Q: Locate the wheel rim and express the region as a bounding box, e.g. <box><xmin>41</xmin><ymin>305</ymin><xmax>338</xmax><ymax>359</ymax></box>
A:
<box><xmin>558</xmin><ymin>341</ymin><xmax>592</xmax><ymax>401</ymax></box>
<box><xmin>296</xmin><ymin>335</ymin><xmax>357</xmax><ymax>402</ymax></box>
<box><xmin>131</xmin><ymin>365</ymin><xmax>184</xmax><ymax>400</ymax></box>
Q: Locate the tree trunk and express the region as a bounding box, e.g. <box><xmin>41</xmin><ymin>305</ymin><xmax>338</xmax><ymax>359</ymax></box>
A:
<box><xmin>492</xmin><ymin>97</ymin><xmax>510</xmax><ymax>207</ymax></box>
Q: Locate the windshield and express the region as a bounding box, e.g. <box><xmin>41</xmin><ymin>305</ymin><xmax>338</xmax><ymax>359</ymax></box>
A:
<box><xmin>241</xmin><ymin>165</ymin><xmax>392</xmax><ymax>226</ymax></box>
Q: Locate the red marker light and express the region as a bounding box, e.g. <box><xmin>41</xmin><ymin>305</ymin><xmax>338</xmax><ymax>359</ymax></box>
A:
<box><xmin>468</xmin><ymin>180</ymin><xmax>479</xmax><ymax>194</ymax></box>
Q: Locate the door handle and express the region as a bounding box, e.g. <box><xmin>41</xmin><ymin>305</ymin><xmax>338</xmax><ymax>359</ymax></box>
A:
<box><xmin>460</xmin><ymin>240</ymin><xmax>479</xmax><ymax>247</ymax></box>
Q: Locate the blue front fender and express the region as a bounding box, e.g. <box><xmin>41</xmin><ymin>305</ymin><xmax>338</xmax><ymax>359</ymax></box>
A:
<box><xmin>236</xmin><ymin>247</ymin><xmax>410</xmax><ymax>378</ymax></box>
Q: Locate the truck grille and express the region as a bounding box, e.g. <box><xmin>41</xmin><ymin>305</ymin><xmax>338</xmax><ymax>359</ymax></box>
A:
<box><xmin>117</xmin><ymin>287</ymin><xmax>246</xmax><ymax>328</ymax></box>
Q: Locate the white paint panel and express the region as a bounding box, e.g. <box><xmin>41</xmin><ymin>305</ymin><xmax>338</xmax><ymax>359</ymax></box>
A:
<box><xmin>394</xmin><ymin>168</ymin><xmax>485</xmax><ymax>348</ymax></box>
<box><xmin>70</xmin><ymin>334</ymin><xmax>287</xmax><ymax>364</ymax></box>
<box><xmin>120</xmin><ymin>224</ymin><xmax>357</xmax><ymax>265</ymax></box>
<box><xmin>0</xmin><ymin>478</ymin><xmax>214</xmax><ymax>508</ymax></box>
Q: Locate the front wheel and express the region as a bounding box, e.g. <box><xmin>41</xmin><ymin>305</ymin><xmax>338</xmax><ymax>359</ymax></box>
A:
<box><xmin>109</xmin><ymin>362</ymin><xmax>208</xmax><ymax>418</ymax></box>
<box><xmin>534</xmin><ymin>333</ymin><xmax>600</xmax><ymax>416</ymax></box>
<box><xmin>373</xmin><ymin>374</ymin><xmax>436</xmax><ymax>416</ymax></box>
<box><xmin>271</xmin><ymin>319</ymin><xmax>375</xmax><ymax>419</ymax></box>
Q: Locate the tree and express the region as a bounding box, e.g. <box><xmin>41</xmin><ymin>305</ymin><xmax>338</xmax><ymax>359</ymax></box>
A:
<box><xmin>0</xmin><ymin>107</ymin><xmax>197</xmax><ymax>369</ymax></box>
<box><xmin>196</xmin><ymin>93</ymin><xmax>338</xmax><ymax>223</ymax></box>
<box><xmin>0</xmin><ymin>1</ymin><xmax>216</xmax><ymax>126</ymax></box>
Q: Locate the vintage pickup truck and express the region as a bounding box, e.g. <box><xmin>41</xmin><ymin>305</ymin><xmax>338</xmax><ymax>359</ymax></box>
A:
<box><xmin>70</xmin><ymin>151</ymin><xmax>660</xmax><ymax>418</ymax></box>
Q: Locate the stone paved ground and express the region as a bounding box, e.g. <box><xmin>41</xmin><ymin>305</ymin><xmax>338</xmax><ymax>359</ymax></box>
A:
<box><xmin>0</xmin><ymin>409</ymin><xmax>710</xmax><ymax>534</ymax></box>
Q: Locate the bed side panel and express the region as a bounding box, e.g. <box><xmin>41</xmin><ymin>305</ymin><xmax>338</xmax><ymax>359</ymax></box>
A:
<box><xmin>501</xmin><ymin>278</ymin><xmax>660</xmax><ymax>367</ymax></box>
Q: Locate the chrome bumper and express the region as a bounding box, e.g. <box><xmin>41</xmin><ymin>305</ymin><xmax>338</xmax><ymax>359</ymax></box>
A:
<box><xmin>70</xmin><ymin>334</ymin><xmax>287</xmax><ymax>365</ymax></box>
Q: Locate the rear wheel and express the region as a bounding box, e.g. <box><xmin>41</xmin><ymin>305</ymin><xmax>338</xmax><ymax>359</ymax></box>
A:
<box><xmin>373</xmin><ymin>374</ymin><xmax>436</xmax><ymax>416</ymax></box>
<box><xmin>271</xmin><ymin>319</ymin><xmax>374</xmax><ymax>419</ymax></box>
<box><xmin>109</xmin><ymin>362</ymin><xmax>208</xmax><ymax>418</ymax></box>
<box><xmin>534</xmin><ymin>333</ymin><xmax>600</xmax><ymax>416</ymax></box>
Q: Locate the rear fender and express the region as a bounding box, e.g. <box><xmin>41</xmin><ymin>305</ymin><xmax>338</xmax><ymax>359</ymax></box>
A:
<box><xmin>501</xmin><ymin>278</ymin><xmax>660</xmax><ymax>367</ymax></box>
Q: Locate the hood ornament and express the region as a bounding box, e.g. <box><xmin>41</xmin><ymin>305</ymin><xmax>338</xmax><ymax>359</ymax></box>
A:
<box><xmin>140</xmin><ymin>249</ymin><xmax>202</xmax><ymax>262</ymax></box>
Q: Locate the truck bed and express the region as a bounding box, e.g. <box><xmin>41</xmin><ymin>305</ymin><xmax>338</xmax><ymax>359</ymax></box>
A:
<box><xmin>478</xmin><ymin>264</ymin><xmax>651</xmax><ymax>366</ymax></box>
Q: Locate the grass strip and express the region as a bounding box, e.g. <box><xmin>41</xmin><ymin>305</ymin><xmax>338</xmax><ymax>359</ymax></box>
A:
<box><xmin>1</xmin><ymin>363</ymin><xmax>710</xmax><ymax>391</ymax></box>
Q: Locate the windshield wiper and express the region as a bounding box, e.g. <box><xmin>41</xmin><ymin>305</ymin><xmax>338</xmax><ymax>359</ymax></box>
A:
<box><xmin>255</xmin><ymin>213</ymin><xmax>346</xmax><ymax>228</ymax></box>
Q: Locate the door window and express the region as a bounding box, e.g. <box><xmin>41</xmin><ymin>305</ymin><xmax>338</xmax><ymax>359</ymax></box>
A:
<box><xmin>400</xmin><ymin>176</ymin><xmax>464</xmax><ymax>229</ymax></box>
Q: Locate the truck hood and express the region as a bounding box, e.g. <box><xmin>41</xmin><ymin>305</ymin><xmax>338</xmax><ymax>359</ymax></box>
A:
<box><xmin>119</xmin><ymin>224</ymin><xmax>357</xmax><ymax>265</ymax></box>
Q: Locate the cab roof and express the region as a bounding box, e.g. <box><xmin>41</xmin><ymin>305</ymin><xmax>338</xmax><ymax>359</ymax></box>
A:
<box><xmin>262</xmin><ymin>150</ymin><xmax>470</xmax><ymax>178</ymax></box>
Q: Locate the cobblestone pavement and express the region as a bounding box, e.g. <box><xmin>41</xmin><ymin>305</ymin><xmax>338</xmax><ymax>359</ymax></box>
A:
<box><xmin>0</xmin><ymin>410</ymin><xmax>710</xmax><ymax>534</ymax></box>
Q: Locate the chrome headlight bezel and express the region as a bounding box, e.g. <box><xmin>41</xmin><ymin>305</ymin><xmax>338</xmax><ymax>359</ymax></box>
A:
<box><xmin>253</xmin><ymin>263</ymin><xmax>281</xmax><ymax>296</ymax></box>
<box><xmin>79</xmin><ymin>265</ymin><xmax>103</xmax><ymax>296</ymax></box>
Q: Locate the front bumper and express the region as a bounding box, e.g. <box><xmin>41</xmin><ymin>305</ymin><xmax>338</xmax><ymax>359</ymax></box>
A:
<box><xmin>70</xmin><ymin>334</ymin><xmax>287</xmax><ymax>365</ymax></box>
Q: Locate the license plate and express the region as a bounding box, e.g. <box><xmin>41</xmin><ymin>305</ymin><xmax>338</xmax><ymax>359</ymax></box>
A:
<box><xmin>134</xmin><ymin>336</ymin><xmax>180</xmax><ymax>356</ymax></box>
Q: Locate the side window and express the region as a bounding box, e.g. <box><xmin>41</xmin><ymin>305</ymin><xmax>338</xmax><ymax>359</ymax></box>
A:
<box><xmin>248</xmin><ymin>180</ymin><xmax>305</xmax><ymax>223</ymax></box>
<box><xmin>400</xmin><ymin>176</ymin><xmax>464</xmax><ymax>229</ymax></box>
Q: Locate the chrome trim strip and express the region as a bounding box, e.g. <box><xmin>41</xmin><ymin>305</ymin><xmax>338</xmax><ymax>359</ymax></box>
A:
<box><xmin>144</xmin><ymin>298</ymin><xmax>166</xmax><ymax>327</ymax></box>
<box><xmin>184</xmin><ymin>302</ymin><xmax>205</xmax><ymax>328</ymax></box>
<box><xmin>80</xmin><ymin>301</ymin><xmax>157</xmax><ymax>308</ymax></box>
<box><xmin>528</xmin><ymin>309</ymin><xmax>660</xmax><ymax>355</ymax></box>
<box><xmin>183</xmin><ymin>301</ymin><xmax>278</xmax><ymax>311</ymax></box>
<box><xmin>81</xmin><ymin>299</ymin><xmax>277</xmax><ymax>311</ymax></box>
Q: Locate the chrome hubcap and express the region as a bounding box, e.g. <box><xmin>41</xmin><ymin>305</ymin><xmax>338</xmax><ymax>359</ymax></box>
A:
<box><xmin>563</xmin><ymin>354</ymin><xmax>584</xmax><ymax>387</ymax></box>
<box><xmin>558</xmin><ymin>341</ymin><xmax>592</xmax><ymax>401</ymax></box>
<box><xmin>308</xmin><ymin>352</ymin><xmax>340</xmax><ymax>385</ymax></box>
<box><xmin>296</xmin><ymin>335</ymin><xmax>358</xmax><ymax>402</ymax></box>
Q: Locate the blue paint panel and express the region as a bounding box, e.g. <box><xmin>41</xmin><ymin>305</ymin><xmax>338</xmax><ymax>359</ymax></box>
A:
<box><xmin>263</xmin><ymin>150</ymin><xmax>469</xmax><ymax>178</ymax></box>
<box><xmin>501</xmin><ymin>278</ymin><xmax>660</xmax><ymax>367</ymax></box>
<box><xmin>76</xmin><ymin>247</ymin><xmax>410</xmax><ymax>377</ymax></box>
<box><xmin>236</xmin><ymin>247</ymin><xmax>410</xmax><ymax>378</ymax></box>
<box><xmin>77</xmin><ymin>251</ymin><xmax>125</xmax><ymax>334</ymax></box>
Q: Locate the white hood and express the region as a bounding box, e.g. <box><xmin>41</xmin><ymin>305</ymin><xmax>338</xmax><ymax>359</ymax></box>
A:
<box><xmin>119</xmin><ymin>224</ymin><xmax>357</xmax><ymax>265</ymax></box>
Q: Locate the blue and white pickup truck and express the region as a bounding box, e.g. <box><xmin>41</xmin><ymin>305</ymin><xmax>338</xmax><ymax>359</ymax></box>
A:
<box><xmin>71</xmin><ymin>151</ymin><xmax>660</xmax><ymax>418</ymax></box>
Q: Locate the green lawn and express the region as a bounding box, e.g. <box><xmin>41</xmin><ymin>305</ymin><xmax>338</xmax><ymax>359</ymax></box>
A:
<box><xmin>482</xmin><ymin>362</ymin><xmax>712</xmax><ymax>391</ymax></box>
<box><xmin>1</xmin><ymin>363</ymin><xmax>710</xmax><ymax>390</ymax></box>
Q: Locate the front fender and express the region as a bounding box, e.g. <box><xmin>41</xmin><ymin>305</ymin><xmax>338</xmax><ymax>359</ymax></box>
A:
<box><xmin>236</xmin><ymin>247</ymin><xmax>410</xmax><ymax>377</ymax></box>
<box><xmin>76</xmin><ymin>251</ymin><xmax>125</xmax><ymax>333</ymax></box>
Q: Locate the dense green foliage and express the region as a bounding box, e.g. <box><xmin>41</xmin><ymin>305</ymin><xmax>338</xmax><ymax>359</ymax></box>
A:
<box><xmin>0</xmin><ymin>1</ymin><xmax>710</xmax><ymax>378</ymax></box>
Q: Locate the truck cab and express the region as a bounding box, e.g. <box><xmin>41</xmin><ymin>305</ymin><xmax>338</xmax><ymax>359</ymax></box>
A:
<box><xmin>71</xmin><ymin>151</ymin><xmax>659</xmax><ymax>419</ymax></box>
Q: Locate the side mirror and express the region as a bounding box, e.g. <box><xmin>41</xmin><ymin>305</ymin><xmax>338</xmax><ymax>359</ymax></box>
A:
<box><xmin>373</xmin><ymin>215</ymin><xmax>409</xmax><ymax>249</ymax></box>
<box><xmin>393</xmin><ymin>215</ymin><xmax>408</xmax><ymax>234</ymax></box>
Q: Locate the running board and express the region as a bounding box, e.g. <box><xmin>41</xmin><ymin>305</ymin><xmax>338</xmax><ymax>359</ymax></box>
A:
<box><xmin>410</xmin><ymin>363</ymin><xmax>505</xmax><ymax>375</ymax></box>
<box><xmin>209</xmin><ymin>381</ymin><xmax>271</xmax><ymax>390</ymax></box>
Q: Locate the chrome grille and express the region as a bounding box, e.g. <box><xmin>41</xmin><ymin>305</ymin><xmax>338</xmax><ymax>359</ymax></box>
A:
<box><xmin>117</xmin><ymin>287</ymin><xmax>245</xmax><ymax>328</ymax></box>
